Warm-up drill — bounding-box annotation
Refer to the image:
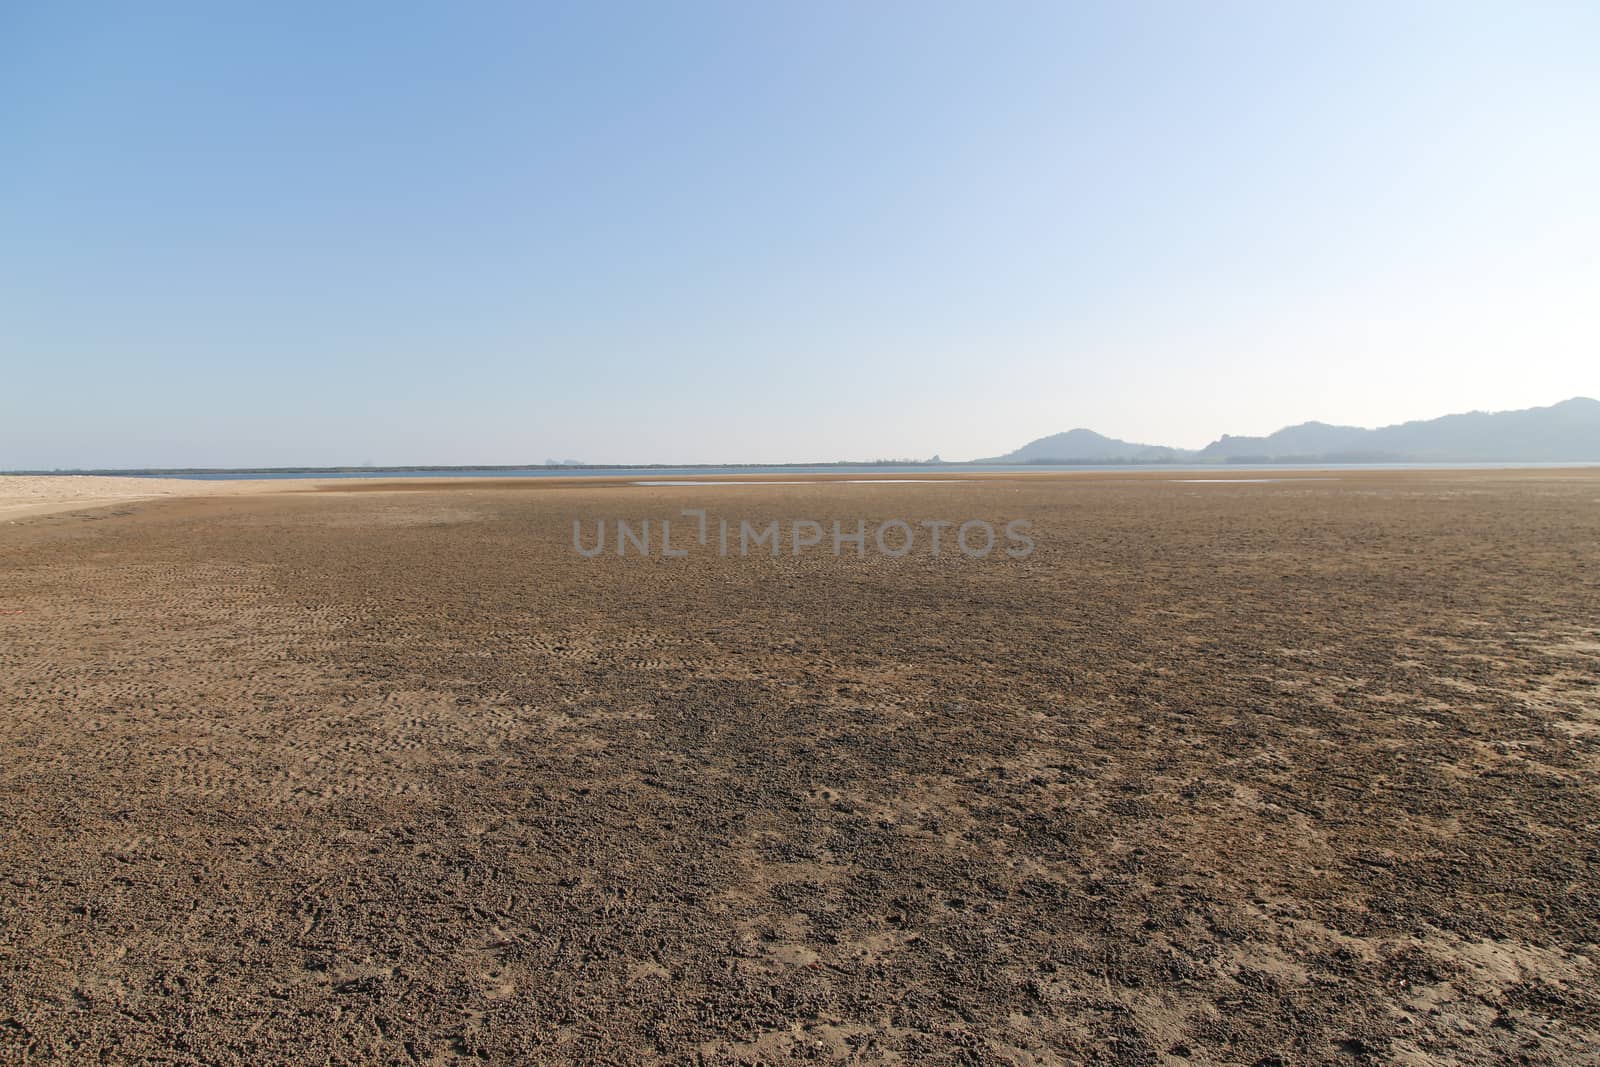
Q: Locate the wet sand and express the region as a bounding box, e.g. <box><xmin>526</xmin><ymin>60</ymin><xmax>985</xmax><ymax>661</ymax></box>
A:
<box><xmin>1</xmin><ymin>470</ymin><xmax>1597</xmax><ymax>1063</ymax></box>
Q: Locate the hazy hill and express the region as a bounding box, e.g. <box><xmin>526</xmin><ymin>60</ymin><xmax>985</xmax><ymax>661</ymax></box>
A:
<box><xmin>979</xmin><ymin>428</ymin><xmax>1195</xmax><ymax>464</ymax></box>
<box><xmin>1198</xmin><ymin>397</ymin><xmax>1600</xmax><ymax>462</ymax></box>
<box><xmin>978</xmin><ymin>398</ymin><xmax>1600</xmax><ymax>465</ymax></box>
<box><xmin>1198</xmin><ymin>421</ymin><xmax>1371</xmax><ymax>460</ymax></box>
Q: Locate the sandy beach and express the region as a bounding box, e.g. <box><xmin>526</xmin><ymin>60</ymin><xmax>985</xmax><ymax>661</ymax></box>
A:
<box><xmin>2</xmin><ymin>470</ymin><xmax>1597</xmax><ymax>1063</ymax></box>
<box><xmin>0</xmin><ymin>475</ymin><xmax>299</xmax><ymax>522</ymax></box>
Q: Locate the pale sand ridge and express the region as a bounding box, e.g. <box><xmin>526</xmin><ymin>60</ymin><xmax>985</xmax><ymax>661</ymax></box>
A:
<box><xmin>0</xmin><ymin>475</ymin><xmax>293</xmax><ymax>521</ymax></box>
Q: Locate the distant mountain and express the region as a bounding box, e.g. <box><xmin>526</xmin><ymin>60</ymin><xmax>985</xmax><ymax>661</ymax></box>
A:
<box><xmin>980</xmin><ymin>428</ymin><xmax>1195</xmax><ymax>464</ymax></box>
<box><xmin>1198</xmin><ymin>421</ymin><xmax>1370</xmax><ymax>460</ymax></box>
<box><xmin>977</xmin><ymin>398</ymin><xmax>1600</xmax><ymax>465</ymax></box>
<box><xmin>1197</xmin><ymin>397</ymin><xmax>1600</xmax><ymax>463</ymax></box>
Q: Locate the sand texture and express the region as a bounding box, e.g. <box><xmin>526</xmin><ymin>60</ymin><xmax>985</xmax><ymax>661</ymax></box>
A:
<box><xmin>0</xmin><ymin>475</ymin><xmax>309</xmax><ymax>521</ymax></box>
<box><xmin>1</xmin><ymin>470</ymin><xmax>1597</xmax><ymax>1063</ymax></box>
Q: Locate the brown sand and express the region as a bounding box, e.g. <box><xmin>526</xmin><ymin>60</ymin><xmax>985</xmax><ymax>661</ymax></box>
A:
<box><xmin>1</xmin><ymin>470</ymin><xmax>1597</xmax><ymax>1063</ymax></box>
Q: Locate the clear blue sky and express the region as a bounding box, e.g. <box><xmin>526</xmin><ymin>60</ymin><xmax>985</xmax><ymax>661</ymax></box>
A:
<box><xmin>4</xmin><ymin>2</ymin><xmax>1597</xmax><ymax>468</ymax></box>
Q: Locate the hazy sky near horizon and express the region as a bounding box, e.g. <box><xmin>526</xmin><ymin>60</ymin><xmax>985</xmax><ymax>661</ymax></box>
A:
<box><xmin>4</xmin><ymin>2</ymin><xmax>1597</xmax><ymax>468</ymax></box>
